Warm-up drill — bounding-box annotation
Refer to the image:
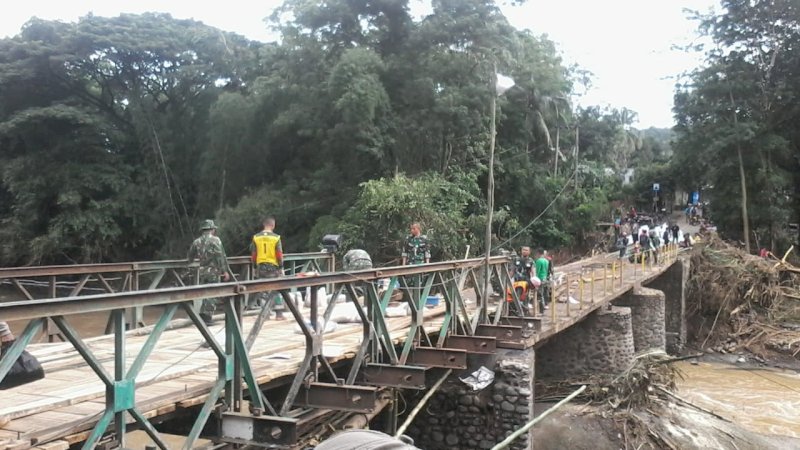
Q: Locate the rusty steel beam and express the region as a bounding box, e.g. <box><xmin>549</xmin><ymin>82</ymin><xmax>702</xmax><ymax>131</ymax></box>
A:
<box><xmin>0</xmin><ymin>252</ymin><xmax>332</xmax><ymax>280</ymax></box>
<box><xmin>475</xmin><ymin>324</ymin><xmax>524</xmax><ymax>341</ymax></box>
<box><xmin>361</xmin><ymin>364</ymin><xmax>428</xmax><ymax>390</ymax></box>
<box><xmin>408</xmin><ymin>347</ymin><xmax>467</xmax><ymax>369</ymax></box>
<box><xmin>220</xmin><ymin>412</ymin><xmax>298</xmax><ymax>447</ymax></box>
<box><xmin>444</xmin><ymin>335</ymin><xmax>497</xmax><ymax>354</ymax></box>
<box><xmin>0</xmin><ymin>256</ymin><xmax>510</xmax><ymax>321</ymax></box>
<box><xmin>498</xmin><ymin>316</ymin><xmax>542</xmax><ymax>332</ymax></box>
<box><xmin>294</xmin><ymin>382</ymin><xmax>378</xmax><ymax>413</ymax></box>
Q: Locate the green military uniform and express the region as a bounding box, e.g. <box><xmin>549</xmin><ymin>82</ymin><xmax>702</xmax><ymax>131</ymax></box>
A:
<box><xmin>343</xmin><ymin>249</ymin><xmax>373</xmax><ymax>271</ymax></box>
<box><xmin>187</xmin><ymin>220</ymin><xmax>230</xmax><ymax>320</ymax></box>
<box><xmin>513</xmin><ymin>256</ymin><xmax>534</xmax><ymax>282</ymax></box>
<box><xmin>402</xmin><ymin>234</ymin><xmax>430</xmax><ymax>265</ymax></box>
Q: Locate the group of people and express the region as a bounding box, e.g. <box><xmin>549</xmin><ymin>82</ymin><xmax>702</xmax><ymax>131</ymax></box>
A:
<box><xmin>187</xmin><ymin>216</ymin><xmax>287</xmax><ymax>323</ymax></box>
<box><xmin>188</xmin><ymin>219</ymin><xmax>435</xmax><ymax>325</ymax></box>
<box><xmin>616</xmin><ymin>221</ymin><xmax>694</xmax><ymax>263</ymax></box>
<box><xmin>511</xmin><ymin>246</ymin><xmax>554</xmax><ymax>313</ymax></box>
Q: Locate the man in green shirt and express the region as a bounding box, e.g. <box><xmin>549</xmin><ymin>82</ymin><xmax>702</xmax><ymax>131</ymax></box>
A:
<box><xmin>535</xmin><ymin>249</ymin><xmax>551</xmax><ymax>312</ymax></box>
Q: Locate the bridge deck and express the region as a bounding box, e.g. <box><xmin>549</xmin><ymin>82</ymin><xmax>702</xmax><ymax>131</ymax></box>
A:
<box><xmin>0</xmin><ymin>249</ymin><xmax>677</xmax><ymax>449</ymax></box>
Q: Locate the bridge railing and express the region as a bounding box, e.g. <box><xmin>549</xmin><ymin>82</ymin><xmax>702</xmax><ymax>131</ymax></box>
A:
<box><xmin>0</xmin><ymin>256</ymin><xmax>526</xmax><ymax>449</ymax></box>
<box><xmin>0</xmin><ymin>252</ymin><xmax>334</xmax><ymax>334</ymax></box>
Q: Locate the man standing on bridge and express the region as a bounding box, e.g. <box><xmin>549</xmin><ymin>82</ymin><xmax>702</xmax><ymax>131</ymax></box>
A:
<box><xmin>250</xmin><ymin>217</ymin><xmax>286</xmax><ymax>320</ymax></box>
<box><xmin>401</xmin><ymin>223</ymin><xmax>430</xmax><ymax>266</ymax></box>
<box><xmin>535</xmin><ymin>249</ymin><xmax>551</xmax><ymax>312</ymax></box>
<box><xmin>187</xmin><ymin>220</ymin><xmax>231</xmax><ymax>325</ymax></box>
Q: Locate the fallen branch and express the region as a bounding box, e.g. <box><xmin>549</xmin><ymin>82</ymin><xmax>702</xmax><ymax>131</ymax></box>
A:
<box><xmin>654</xmin><ymin>386</ymin><xmax>730</xmax><ymax>423</ymax></box>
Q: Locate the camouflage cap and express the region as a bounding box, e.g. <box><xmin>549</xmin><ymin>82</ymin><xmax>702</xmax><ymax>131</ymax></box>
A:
<box><xmin>200</xmin><ymin>219</ymin><xmax>217</xmax><ymax>230</ymax></box>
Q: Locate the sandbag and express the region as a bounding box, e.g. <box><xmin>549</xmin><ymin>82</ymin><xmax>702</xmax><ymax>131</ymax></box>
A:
<box><xmin>0</xmin><ymin>342</ymin><xmax>45</xmax><ymax>389</ymax></box>
<box><xmin>329</xmin><ymin>303</ymin><xmax>362</xmax><ymax>324</ymax></box>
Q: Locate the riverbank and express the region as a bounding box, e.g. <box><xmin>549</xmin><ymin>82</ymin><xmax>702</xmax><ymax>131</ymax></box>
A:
<box><xmin>533</xmin><ymin>398</ymin><xmax>800</xmax><ymax>450</ymax></box>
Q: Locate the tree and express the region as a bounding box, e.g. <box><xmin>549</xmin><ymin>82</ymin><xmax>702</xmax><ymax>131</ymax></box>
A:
<box><xmin>674</xmin><ymin>0</ymin><xmax>800</xmax><ymax>251</ymax></box>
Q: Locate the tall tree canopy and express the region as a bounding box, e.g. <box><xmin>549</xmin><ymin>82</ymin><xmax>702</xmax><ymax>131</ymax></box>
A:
<box><xmin>673</xmin><ymin>0</ymin><xmax>800</xmax><ymax>251</ymax></box>
<box><xmin>0</xmin><ymin>1</ymin><xmax>661</xmax><ymax>266</ymax></box>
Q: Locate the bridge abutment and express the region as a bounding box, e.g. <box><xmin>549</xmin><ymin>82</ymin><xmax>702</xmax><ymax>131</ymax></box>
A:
<box><xmin>613</xmin><ymin>287</ymin><xmax>666</xmax><ymax>352</ymax></box>
<box><xmin>406</xmin><ymin>348</ymin><xmax>535</xmax><ymax>450</ymax></box>
<box><xmin>644</xmin><ymin>256</ymin><xmax>690</xmax><ymax>354</ymax></box>
<box><xmin>535</xmin><ymin>306</ymin><xmax>635</xmax><ymax>379</ymax></box>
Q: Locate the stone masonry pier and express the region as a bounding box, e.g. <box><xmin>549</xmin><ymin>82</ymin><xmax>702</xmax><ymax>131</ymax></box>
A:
<box><xmin>535</xmin><ymin>306</ymin><xmax>636</xmax><ymax>379</ymax></box>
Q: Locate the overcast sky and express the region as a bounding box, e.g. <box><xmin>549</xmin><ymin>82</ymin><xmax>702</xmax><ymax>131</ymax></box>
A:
<box><xmin>0</xmin><ymin>0</ymin><xmax>717</xmax><ymax>128</ymax></box>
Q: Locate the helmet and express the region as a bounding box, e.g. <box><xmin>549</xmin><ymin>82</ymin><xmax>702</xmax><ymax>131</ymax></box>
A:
<box><xmin>200</xmin><ymin>219</ymin><xmax>217</xmax><ymax>230</ymax></box>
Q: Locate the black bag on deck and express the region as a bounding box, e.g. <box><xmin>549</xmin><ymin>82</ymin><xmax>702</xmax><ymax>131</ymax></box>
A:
<box><xmin>0</xmin><ymin>341</ymin><xmax>45</xmax><ymax>389</ymax></box>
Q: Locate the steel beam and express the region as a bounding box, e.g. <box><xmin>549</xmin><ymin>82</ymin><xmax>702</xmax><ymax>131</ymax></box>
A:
<box><xmin>409</xmin><ymin>347</ymin><xmax>467</xmax><ymax>369</ymax></box>
<box><xmin>294</xmin><ymin>382</ymin><xmax>378</xmax><ymax>413</ymax></box>
<box><xmin>220</xmin><ymin>412</ymin><xmax>298</xmax><ymax>447</ymax></box>
<box><xmin>444</xmin><ymin>335</ymin><xmax>497</xmax><ymax>354</ymax></box>
<box><xmin>475</xmin><ymin>324</ymin><xmax>523</xmax><ymax>342</ymax></box>
<box><xmin>361</xmin><ymin>364</ymin><xmax>428</xmax><ymax>390</ymax></box>
<box><xmin>499</xmin><ymin>316</ymin><xmax>542</xmax><ymax>332</ymax></box>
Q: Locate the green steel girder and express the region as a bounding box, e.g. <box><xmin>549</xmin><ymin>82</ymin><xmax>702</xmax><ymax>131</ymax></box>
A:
<box><xmin>0</xmin><ymin>255</ymin><xmax>521</xmax><ymax>449</ymax></box>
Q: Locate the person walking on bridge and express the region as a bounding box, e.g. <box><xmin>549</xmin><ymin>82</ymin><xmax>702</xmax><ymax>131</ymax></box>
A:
<box><xmin>250</xmin><ymin>217</ymin><xmax>286</xmax><ymax>320</ymax></box>
<box><xmin>535</xmin><ymin>249</ymin><xmax>551</xmax><ymax>312</ymax></box>
<box><xmin>187</xmin><ymin>220</ymin><xmax>231</xmax><ymax>325</ymax></box>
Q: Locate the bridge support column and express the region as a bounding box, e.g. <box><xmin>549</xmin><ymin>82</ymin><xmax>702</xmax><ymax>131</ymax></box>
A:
<box><xmin>613</xmin><ymin>287</ymin><xmax>666</xmax><ymax>352</ymax></box>
<box><xmin>405</xmin><ymin>348</ymin><xmax>535</xmax><ymax>450</ymax></box>
<box><xmin>536</xmin><ymin>307</ymin><xmax>635</xmax><ymax>379</ymax></box>
<box><xmin>644</xmin><ymin>256</ymin><xmax>689</xmax><ymax>354</ymax></box>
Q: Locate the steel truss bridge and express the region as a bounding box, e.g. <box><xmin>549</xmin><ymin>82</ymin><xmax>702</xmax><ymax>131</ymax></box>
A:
<box><xmin>0</xmin><ymin>245</ymin><xmax>681</xmax><ymax>449</ymax></box>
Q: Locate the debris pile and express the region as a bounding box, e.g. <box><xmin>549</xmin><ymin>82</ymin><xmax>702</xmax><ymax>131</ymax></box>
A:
<box><xmin>687</xmin><ymin>236</ymin><xmax>800</xmax><ymax>358</ymax></box>
<box><xmin>536</xmin><ymin>351</ymin><xmax>683</xmax><ymax>409</ymax></box>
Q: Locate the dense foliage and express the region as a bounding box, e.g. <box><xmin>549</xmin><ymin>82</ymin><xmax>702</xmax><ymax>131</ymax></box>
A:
<box><xmin>0</xmin><ymin>1</ymin><xmax>666</xmax><ymax>266</ymax></box>
<box><xmin>673</xmin><ymin>0</ymin><xmax>800</xmax><ymax>252</ymax></box>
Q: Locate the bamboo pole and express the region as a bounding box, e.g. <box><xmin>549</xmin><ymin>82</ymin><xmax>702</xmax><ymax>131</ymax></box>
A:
<box><xmin>579</xmin><ymin>271</ymin><xmax>584</xmax><ymax>310</ymax></box>
<box><xmin>490</xmin><ymin>385</ymin><xmax>587</xmax><ymax>450</ymax></box>
<box><xmin>565</xmin><ymin>273</ymin><xmax>570</xmax><ymax>317</ymax></box>
<box><xmin>611</xmin><ymin>261</ymin><xmax>617</xmax><ymax>290</ymax></box>
<box><xmin>641</xmin><ymin>250</ymin><xmax>646</xmax><ymax>274</ymax></box>
<box><xmin>550</xmin><ymin>280</ymin><xmax>556</xmax><ymax>324</ymax></box>
<box><xmin>603</xmin><ymin>263</ymin><xmax>608</xmax><ymax>296</ymax></box>
<box><xmin>395</xmin><ymin>369</ymin><xmax>452</xmax><ymax>438</ymax></box>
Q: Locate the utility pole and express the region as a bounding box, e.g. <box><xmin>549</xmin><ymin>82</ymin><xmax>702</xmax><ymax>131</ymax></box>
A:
<box><xmin>483</xmin><ymin>65</ymin><xmax>498</xmax><ymax>315</ymax></box>
<box><xmin>554</xmin><ymin>103</ymin><xmax>560</xmax><ymax>178</ymax></box>
<box><xmin>574</xmin><ymin>125</ymin><xmax>579</xmax><ymax>189</ymax></box>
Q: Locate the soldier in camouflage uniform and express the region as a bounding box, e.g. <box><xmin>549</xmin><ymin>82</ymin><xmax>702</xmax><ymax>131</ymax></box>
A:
<box><xmin>343</xmin><ymin>249</ymin><xmax>373</xmax><ymax>271</ymax></box>
<box><xmin>187</xmin><ymin>220</ymin><xmax>231</xmax><ymax>325</ymax></box>
<box><xmin>401</xmin><ymin>223</ymin><xmax>430</xmax><ymax>265</ymax></box>
<box><xmin>401</xmin><ymin>223</ymin><xmax>430</xmax><ymax>292</ymax></box>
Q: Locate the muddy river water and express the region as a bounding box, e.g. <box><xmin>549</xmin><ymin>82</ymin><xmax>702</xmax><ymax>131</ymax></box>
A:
<box><xmin>676</xmin><ymin>361</ymin><xmax>800</xmax><ymax>439</ymax></box>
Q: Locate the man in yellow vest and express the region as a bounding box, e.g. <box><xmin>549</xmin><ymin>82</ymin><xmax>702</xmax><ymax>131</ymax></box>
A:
<box><xmin>250</xmin><ymin>217</ymin><xmax>286</xmax><ymax>320</ymax></box>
